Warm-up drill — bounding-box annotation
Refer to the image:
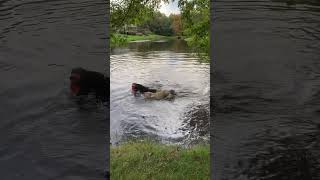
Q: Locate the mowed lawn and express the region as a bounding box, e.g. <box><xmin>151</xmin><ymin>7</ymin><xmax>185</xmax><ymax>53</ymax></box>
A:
<box><xmin>111</xmin><ymin>141</ymin><xmax>210</xmax><ymax>180</ymax></box>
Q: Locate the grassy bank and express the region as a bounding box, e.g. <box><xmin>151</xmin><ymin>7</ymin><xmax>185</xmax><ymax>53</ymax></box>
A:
<box><xmin>126</xmin><ymin>34</ymin><xmax>174</xmax><ymax>42</ymax></box>
<box><xmin>111</xmin><ymin>141</ymin><xmax>210</xmax><ymax>180</ymax></box>
<box><xmin>111</xmin><ymin>33</ymin><xmax>175</xmax><ymax>47</ymax></box>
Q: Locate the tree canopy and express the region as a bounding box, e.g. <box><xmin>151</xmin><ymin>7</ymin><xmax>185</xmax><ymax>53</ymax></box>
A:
<box><xmin>111</xmin><ymin>0</ymin><xmax>167</xmax><ymax>30</ymax></box>
<box><xmin>179</xmin><ymin>0</ymin><xmax>210</xmax><ymax>60</ymax></box>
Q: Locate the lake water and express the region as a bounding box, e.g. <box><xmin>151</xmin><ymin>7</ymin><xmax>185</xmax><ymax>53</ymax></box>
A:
<box><xmin>212</xmin><ymin>0</ymin><xmax>320</xmax><ymax>179</ymax></box>
<box><xmin>110</xmin><ymin>40</ymin><xmax>210</xmax><ymax>146</ymax></box>
<box><xmin>0</xmin><ymin>1</ymin><xmax>108</xmax><ymax>179</ymax></box>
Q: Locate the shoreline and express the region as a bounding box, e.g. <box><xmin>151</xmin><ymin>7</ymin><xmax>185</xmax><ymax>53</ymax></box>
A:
<box><xmin>111</xmin><ymin>33</ymin><xmax>179</xmax><ymax>47</ymax></box>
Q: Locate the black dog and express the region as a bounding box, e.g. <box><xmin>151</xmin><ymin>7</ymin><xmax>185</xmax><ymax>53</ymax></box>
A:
<box><xmin>131</xmin><ymin>83</ymin><xmax>157</xmax><ymax>96</ymax></box>
<box><xmin>70</xmin><ymin>67</ymin><xmax>109</xmax><ymax>102</ymax></box>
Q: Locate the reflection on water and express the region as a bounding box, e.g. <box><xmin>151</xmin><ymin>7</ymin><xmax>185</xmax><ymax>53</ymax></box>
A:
<box><xmin>0</xmin><ymin>0</ymin><xmax>107</xmax><ymax>179</ymax></box>
<box><xmin>111</xmin><ymin>40</ymin><xmax>209</xmax><ymax>145</ymax></box>
<box><xmin>213</xmin><ymin>0</ymin><xmax>320</xmax><ymax>179</ymax></box>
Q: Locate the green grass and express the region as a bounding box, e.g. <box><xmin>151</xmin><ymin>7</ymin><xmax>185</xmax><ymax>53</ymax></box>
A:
<box><xmin>126</xmin><ymin>34</ymin><xmax>174</xmax><ymax>42</ymax></box>
<box><xmin>111</xmin><ymin>141</ymin><xmax>210</xmax><ymax>180</ymax></box>
<box><xmin>111</xmin><ymin>33</ymin><xmax>175</xmax><ymax>47</ymax></box>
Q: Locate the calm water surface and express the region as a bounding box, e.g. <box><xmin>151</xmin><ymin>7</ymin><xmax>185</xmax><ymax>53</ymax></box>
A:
<box><xmin>213</xmin><ymin>0</ymin><xmax>320</xmax><ymax>179</ymax></box>
<box><xmin>0</xmin><ymin>1</ymin><xmax>107</xmax><ymax>179</ymax></box>
<box><xmin>111</xmin><ymin>40</ymin><xmax>210</xmax><ymax>145</ymax></box>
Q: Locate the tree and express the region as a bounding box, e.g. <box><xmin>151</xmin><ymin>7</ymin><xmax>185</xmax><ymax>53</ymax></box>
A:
<box><xmin>169</xmin><ymin>14</ymin><xmax>182</xmax><ymax>35</ymax></box>
<box><xmin>143</xmin><ymin>11</ymin><xmax>173</xmax><ymax>36</ymax></box>
<box><xmin>110</xmin><ymin>0</ymin><xmax>169</xmax><ymax>31</ymax></box>
<box><xmin>178</xmin><ymin>0</ymin><xmax>209</xmax><ymax>61</ymax></box>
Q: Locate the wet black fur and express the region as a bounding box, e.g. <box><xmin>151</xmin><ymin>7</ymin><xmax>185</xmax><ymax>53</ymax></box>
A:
<box><xmin>133</xmin><ymin>83</ymin><xmax>157</xmax><ymax>93</ymax></box>
<box><xmin>70</xmin><ymin>67</ymin><xmax>109</xmax><ymax>102</ymax></box>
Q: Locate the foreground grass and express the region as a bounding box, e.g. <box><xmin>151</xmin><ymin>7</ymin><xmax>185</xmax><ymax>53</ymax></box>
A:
<box><xmin>111</xmin><ymin>141</ymin><xmax>210</xmax><ymax>180</ymax></box>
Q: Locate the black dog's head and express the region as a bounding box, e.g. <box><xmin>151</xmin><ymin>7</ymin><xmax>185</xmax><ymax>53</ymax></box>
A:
<box><xmin>70</xmin><ymin>67</ymin><xmax>108</xmax><ymax>102</ymax></box>
<box><xmin>169</xmin><ymin>90</ymin><xmax>176</xmax><ymax>95</ymax></box>
<box><xmin>131</xmin><ymin>83</ymin><xmax>139</xmax><ymax>96</ymax></box>
<box><xmin>70</xmin><ymin>67</ymin><xmax>85</xmax><ymax>96</ymax></box>
<box><xmin>131</xmin><ymin>83</ymin><xmax>156</xmax><ymax>96</ymax></box>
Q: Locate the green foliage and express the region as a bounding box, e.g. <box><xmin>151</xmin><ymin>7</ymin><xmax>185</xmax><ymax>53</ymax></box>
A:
<box><xmin>110</xmin><ymin>33</ymin><xmax>128</xmax><ymax>47</ymax></box>
<box><xmin>110</xmin><ymin>0</ymin><xmax>210</xmax><ymax>62</ymax></box>
<box><xmin>178</xmin><ymin>0</ymin><xmax>210</xmax><ymax>61</ymax></box>
<box><xmin>110</xmin><ymin>1</ymin><xmax>175</xmax><ymax>36</ymax></box>
<box><xmin>141</xmin><ymin>11</ymin><xmax>174</xmax><ymax>36</ymax></box>
<box><xmin>111</xmin><ymin>141</ymin><xmax>210</xmax><ymax>180</ymax></box>
<box><xmin>111</xmin><ymin>0</ymin><xmax>168</xmax><ymax>31</ymax></box>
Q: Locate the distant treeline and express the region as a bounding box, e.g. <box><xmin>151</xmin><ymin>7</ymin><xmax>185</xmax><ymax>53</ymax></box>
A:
<box><xmin>139</xmin><ymin>12</ymin><xmax>182</xmax><ymax>36</ymax></box>
<box><xmin>116</xmin><ymin>12</ymin><xmax>182</xmax><ymax>36</ymax></box>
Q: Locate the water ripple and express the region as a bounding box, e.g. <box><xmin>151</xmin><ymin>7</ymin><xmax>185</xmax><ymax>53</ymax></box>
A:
<box><xmin>111</xmin><ymin>40</ymin><xmax>209</xmax><ymax>145</ymax></box>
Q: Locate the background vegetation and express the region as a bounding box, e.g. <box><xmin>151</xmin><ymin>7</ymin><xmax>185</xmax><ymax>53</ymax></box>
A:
<box><xmin>110</xmin><ymin>0</ymin><xmax>209</xmax><ymax>61</ymax></box>
<box><xmin>179</xmin><ymin>0</ymin><xmax>209</xmax><ymax>61</ymax></box>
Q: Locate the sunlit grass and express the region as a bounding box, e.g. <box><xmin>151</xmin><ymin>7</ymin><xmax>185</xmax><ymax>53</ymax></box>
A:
<box><xmin>111</xmin><ymin>33</ymin><xmax>176</xmax><ymax>47</ymax></box>
<box><xmin>126</xmin><ymin>34</ymin><xmax>174</xmax><ymax>42</ymax></box>
<box><xmin>111</xmin><ymin>141</ymin><xmax>210</xmax><ymax>180</ymax></box>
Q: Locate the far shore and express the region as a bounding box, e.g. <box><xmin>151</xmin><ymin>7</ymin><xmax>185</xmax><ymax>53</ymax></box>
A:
<box><xmin>111</xmin><ymin>33</ymin><xmax>183</xmax><ymax>47</ymax></box>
